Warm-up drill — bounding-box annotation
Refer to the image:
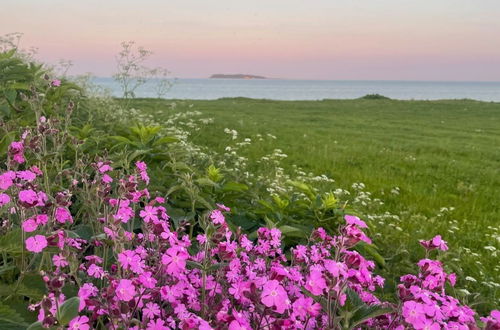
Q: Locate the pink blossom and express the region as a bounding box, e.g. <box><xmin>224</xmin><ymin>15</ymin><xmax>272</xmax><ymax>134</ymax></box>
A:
<box><xmin>217</xmin><ymin>203</ymin><xmax>231</xmax><ymax>212</ymax></box>
<box><xmin>116</xmin><ymin>279</ymin><xmax>136</xmax><ymax>301</ymax></box>
<box><xmin>305</xmin><ymin>270</ymin><xmax>327</xmax><ymax>296</ymax></box>
<box><xmin>22</xmin><ymin>218</ymin><xmax>38</xmax><ymax>232</ymax></box>
<box><xmin>17</xmin><ymin>170</ymin><xmax>36</xmax><ymax>182</ymax></box>
<box><xmin>55</xmin><ymin>207</ymin><xmax>73</xmax><ymax>224</ymax></box>
<box><xmin>102</xmin><ymin>174</ymin><xmax>113</xmax><ymax>183</ymax></box>
<box><xmin>19</xmin><ymin>189</ymin><xmax>38</xmax><ymax>204</ymax></box>
<box><xmin>292</xmin><ymin>296</ymin><xmax>322</xmax><ymax>319</ymax></box>
<box><xmin>261</xmin><ymin>280</ymin><xmax>289</xmax><ymax>314</ymax></box>
<box><xmin>52</xmin><ymin>254</ymin><xmax>69</xmax><ymax>267</ymax></box>
<box><xmin>345</xmin><ymin>214</ymin><xmax>368</xmax><ymax>228</ymax></box>
<box><xmin>8</xmin><ymin>141</ymin><xmax>25</xmax><ymax>164</ymax></box>
<box><xmin>210</xmin><ymin>209</ymin><xmax>225</xmax><ymax>225</ymax></box>
<box><xmin>87</xmin><ymin>264</ymin><xmax>104</xmax><ymax>278</ymax></box>
<box><xmin>0</xmin><ymin>193</ymin><xmax>10</xmax><ymax>206</ymax></box>
<box><xmin>0</xmin><ymin>171</ymin><xmax>15</xmax><ymax>190</ymax></box>
<box><xmin>402</xmin><ymin>301</ymin><xmax>427</xmax><ymax>328</ymax></box>
<box><xmin>143</xmin><ymin>302</ymin><xmax>161</xmax><ymax>319</ymax></box>
<box><xmin>162</xmin><ymin>246</ymin><xmax>188</xmax><ymax>275</ymax></box>
<box><xmin>146</xmin><ymin>319</ymin><xmax>168</xmax><ymax>330</ymax></box>
<box><xmin>51</xmin><ymin>79</ymin><xmax>61</xmax><ymax>87</ymax></box>
<box><xmin>68</xmin><ymin>315</ymin><xmax>89</xmax><ymax>330</ymax></box>
<box><xmin>139</xmin><ymin>205</ymin><xmax>159</xmax><ymax>223</ymax></box>
<box><xmin>25</xmin><ymin>235</ymin><xmax>47</xmax><ymax>253</ymax></box>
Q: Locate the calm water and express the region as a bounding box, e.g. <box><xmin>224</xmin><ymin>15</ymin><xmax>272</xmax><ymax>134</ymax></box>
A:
<box><xmin>93</xmin><ymin>78</ymin><xmax>500</xmax><ymax>101</ymax></box>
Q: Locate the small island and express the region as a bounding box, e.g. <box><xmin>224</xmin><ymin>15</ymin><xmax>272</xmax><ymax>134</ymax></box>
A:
<box><xmin>210</xmin><ymin>73</ymin><xmax>267</xmax><ymax>79</ymax></box>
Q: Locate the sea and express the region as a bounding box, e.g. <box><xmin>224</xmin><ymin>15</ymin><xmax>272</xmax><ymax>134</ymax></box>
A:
<box><xmin>92</xmin><ymin>78</ymin><xmax>500</xmax><ymax>102</ymax></box>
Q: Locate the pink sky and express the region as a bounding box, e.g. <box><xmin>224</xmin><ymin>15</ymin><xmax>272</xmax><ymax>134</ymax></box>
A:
<box><xmin>1</xmin><ymin>0</ymin><xmax>500</xmax><ymax>80</ymax></box>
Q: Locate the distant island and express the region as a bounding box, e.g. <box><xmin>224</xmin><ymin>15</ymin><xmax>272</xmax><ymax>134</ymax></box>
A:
<box><xmin>210</xmin><ymin>74</ymin><xmax>267</xmax><ymax>79</ymax></box>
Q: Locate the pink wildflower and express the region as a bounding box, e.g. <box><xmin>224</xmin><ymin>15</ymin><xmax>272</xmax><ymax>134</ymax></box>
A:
<box><xmin>146</xmin><ymin>319</ymin><xmax>168</xmax><ymax>330</ymax></box>
<box><xmin>261</xmin><ymin>279</ymin><xmax>289</xmax><ymax>314</ymax></box>
<box><xmin>68</xmin><ymin>315</ymin><xmax>89</xmax><ymax>330</ymax></box>
<box><xmin>162</xmin><ymin>246</ymin><xmax>188</xmax><ymax>275</ymax></box>
<box><xmin>19</xmin><ymin>189</ymin><xmax>38</xmax><ymax>204</ymax></box>
<box><xmin>51</xmin><ymin>79</ymin><xmax>61</xmax><ymax>87</ymax></box>
<box><xmin>116</xmin><ymin>279</ymin><xmax>136</xmax><ymax>302</ymax></box>
<box><xmin>0</xmin><ymin>193</ymin><xmax>10</xmax><ymax>206</ymax></box>
<box><xmin>25</xmin><ymin>235</ymin><xmax>47</xmax><ymax>253</ymax></box>
<box><xmin>345</xmin><ymin>214</ymin><xmax>368</xmax><ymax>228</ymax></box>
<box><xmin>143</xmin><ymin>302</ymin><xmax>161</xmax><ymax>319</ymax></box>
<box><xmin>210</xmin><ymin>209</ymin><xmax>225</xmax><ymax>225</ymax></box>
<box><xmin>53</xmin><ymin>254</ymin><xmax>69</xmax><ymax>267</ymax></box>
<box><xmin>22</xmin><ymin>218</ymin><xmax>38</xmax><ymax>232</ymax></box>
<box><xmin>0</xmin><ymin>171</ymin><xmax>15</xmax><ymax>190</ymax></box>
<box><xmin>8</xmin><ymin>141</ymin><xmax>25</xmax><ymax>164</ymax></box>
<box><xmin>139</xmin><ymin>205</ymin><xmax>159</xmax><ymax>223</ymax></box>
<box><xmin>16</xmin><ymin>170</ymin><xmax>36</xmax><ymax>182</ymax></box>
<box><xmin>55</xmin><ymin>207</ymin><xmax>73</xmax><ymax>224</ymax></box>
<box><xmin>305</xmin><ymin>270</ymin><xmax>327</xmax><ymax>295</ymax></box>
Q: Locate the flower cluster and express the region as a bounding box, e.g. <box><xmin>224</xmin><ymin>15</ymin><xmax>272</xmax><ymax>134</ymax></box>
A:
<box><xmin>1</xmin><ymin>152</ymin><xmax>498</xmax><ymax>329</ymax></box>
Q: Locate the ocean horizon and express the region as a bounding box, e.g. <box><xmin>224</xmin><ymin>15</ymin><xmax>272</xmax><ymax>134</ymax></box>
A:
<box><xmin>92</xmin><ymin>77</ymin><xmax>500</xmax><ymax>102</ymax></box>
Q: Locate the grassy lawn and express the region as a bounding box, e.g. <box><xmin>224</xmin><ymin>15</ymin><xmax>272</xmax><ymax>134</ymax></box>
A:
<box><xmin>126</xmin><ymin>97</ymin><xmax>500</xmax><ymax>308</ymax></box>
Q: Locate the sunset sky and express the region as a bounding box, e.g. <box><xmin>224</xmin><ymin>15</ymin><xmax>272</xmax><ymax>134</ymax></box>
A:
<box><xmin>2</xmin><ymin>0</ymin><xmax>500</xmax><ymax>80</ymax></box>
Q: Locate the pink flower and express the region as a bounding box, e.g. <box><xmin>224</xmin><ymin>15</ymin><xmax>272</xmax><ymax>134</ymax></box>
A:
<box><xmin>68</xmin><ymin>315</ymin><xmax>89</xmax><ymax>330</ymax></box>
<box><xmin>139</xmin><ymin>205</ymin><xmax>159</xmax><ymax>223</ymax></box>
<box><xmin>217</xmin><ymin>203</ymin><xmax>231</xmax><ymax>212</ymax></box>
<box><xmin>22</xmin><ymin>218</ymin><xmax>38</xmax><ymax>232</ymax></box>
<box><xmin>17</xmin><ymin>170</ymin><xmax>36</xmax><ymax>182</ymax></box>
<box><xmin>143</xmin><ymin>302</ymin><xmax>161</xmax><ymax>319</ymax></box>
<box><xmin>345</xmin><ymin>214</ymin><xmax>368</xmax><ymax>228</ymax></box>
<box><xmin>305</xmin><ymin>270</ymin><xmax>327</xmax><ymax>295</ymax></box>
<box><xmin>102</xmin><ymin>174</ymin><xmax>113</xmax><ymax>184</ymax></box>
<box><xmin>116</xmin><ymin>279</ymin><xmax>136</xmax><ymax>302</ymax></box>
<box><xmin>210</xmin><ymin>209</ymin><xmax>225</xmax><ymax>225</ymax></box>
<box><xmin>8</xmin><ymin>141</ymin><xmax>25</xmax><ymax>164</ymax></box>
<box><xmin>139</xmin><ymin>271</ymin><xmax>158</xmax><ymax>288</ymax></box>
<box><xmin>25</xmin><ymin>235</ymin><xmax>47</xmax><ymax>253</ymax></box>
<box><xmin>419</xmin><ymin>235</ymin><xmax>448</xmax><ymax>251</ymax></box>
<box><xmin>52</xmin><ymin>254</ymin><xmax>68</xmax><ymax>267</ymax></box>
<box><xmin>146</xmin><ymin>319</ymin><xmax>168</xmax><ymax>330</ymax></box>
<box><xmin>136</xmin><ymin>161</ymin><xmax>147</xmax><ymax>171</ymax></box>
<box><xmin>402</xmin><ymin>301</ymin><xmax>426</xmax><ymax>328</ymax></box>
<box><xmin>51</xmin><ymin>79</ymin><xmax>61</xmax><ymax>87</ymax></box>
<box><xmin>97</xmin><ymin>162</ymin><xmax>112</xmax><ymax>173</ymax></box>
<box><xmin>87</xmin><ymin>264</ymin><xmax>104</xmax><ymax>279</ymax></box>
<box><xmin>261</xmin><ymin>279</ymin><xmax>289</xmax><ymax>314</ymax></box>
<box><xmin>35</xmin><ymin>214</ymin><xmax>48</xmax><ymax>225</ymax></box>
<box><xmin>19</xmin><ymin>189</ymin><xmax>38</xmax><ymax>204</ymax></box>
<box><xmin>55</xmin><ymin>207</ymin><xmax>73</xmax><ymax>224</ymax></box>
<box><xmin>196</xmin><ymin>234</ymin><xmax>207</xmax><ymax>245</ymax></box>
<box><xmin>0</xmin><ymin>193</ymin><xmax>10</xmax><ymax>206</ymax></box>
<box><xmin>292</xmin><ymin>296</ymin><xmax>322</xmax><ymax>319</ymax></box>
<box><xmin>0</xmin><ymin>171</ymin><xmax>15</xmax><ymax>190</ymax></box>
<box><xmin>162</xmin><ymin>246</ymin><xmax>188</xmax><ymax>276</ymax></box>
<box><xmin>118</xmin><ymin>250</ymin><xmax>145</xmax><ymax>274</ymax></box>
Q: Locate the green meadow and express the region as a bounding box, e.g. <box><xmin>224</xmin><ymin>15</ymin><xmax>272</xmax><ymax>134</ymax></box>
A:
<box><xmin>127</xmin><ymin>97</ymin><xmax>500</xmax><ymax>308</ymax></box>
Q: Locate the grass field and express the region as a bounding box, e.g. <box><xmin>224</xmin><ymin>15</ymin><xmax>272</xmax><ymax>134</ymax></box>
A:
<box><xmin>126</xmin><ymin>97</ymin><xmax>500</xmax><ymax>308</ymax></box>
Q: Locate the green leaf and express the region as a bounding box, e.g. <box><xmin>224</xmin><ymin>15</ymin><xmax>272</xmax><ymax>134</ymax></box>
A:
<box><xmin>56</xmin><ymin>297</ymin><xmax>80</xmax><ymax>326</ymax></box>
<box><xmin>0</xmin><ymin>228</ymin><xmax>22</xmax><ymax>254</ymax></box>
<box><xmin>196</xmin><ymin>178</ymin><xmax>217</xmax><ymax>187</ymax></box>
<box><xmin>222</xmin><ymin>181</ymin><xmax>248</xmax><ymax>192</ymax></box>
<box><xmin>348</xmin><ymin>305</ymin><xmax>393</xmax><ymax>329</ymax></box>
<box><xmin>153</xmin><ymin>136</ymin><xmax>178</xmax><ymax>146</ymax></box>
<box><xmin>278</xmin><ymin>225</ymin><xmax>308</xmax><ymax>238</ymax></box>
<box><xmin>26</xmin><ymin>321</ymin><xmax>45</xmax><ymax>330</ymax></box>
<box><xmin>0</xmin><ymin>302</ymin><xmax>29</xmax><ymax>330</ymax></box>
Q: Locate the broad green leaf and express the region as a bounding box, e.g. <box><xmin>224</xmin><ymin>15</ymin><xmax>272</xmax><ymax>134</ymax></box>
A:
<box><xmin>222</xmin><ymin>181</ymin><xmax>248</xmax><ymax>192</ymax></box>
<box><xmin>56</xmin><ymin>297</ymin><xmax>80</xmax><ymax>326</ymax></box>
